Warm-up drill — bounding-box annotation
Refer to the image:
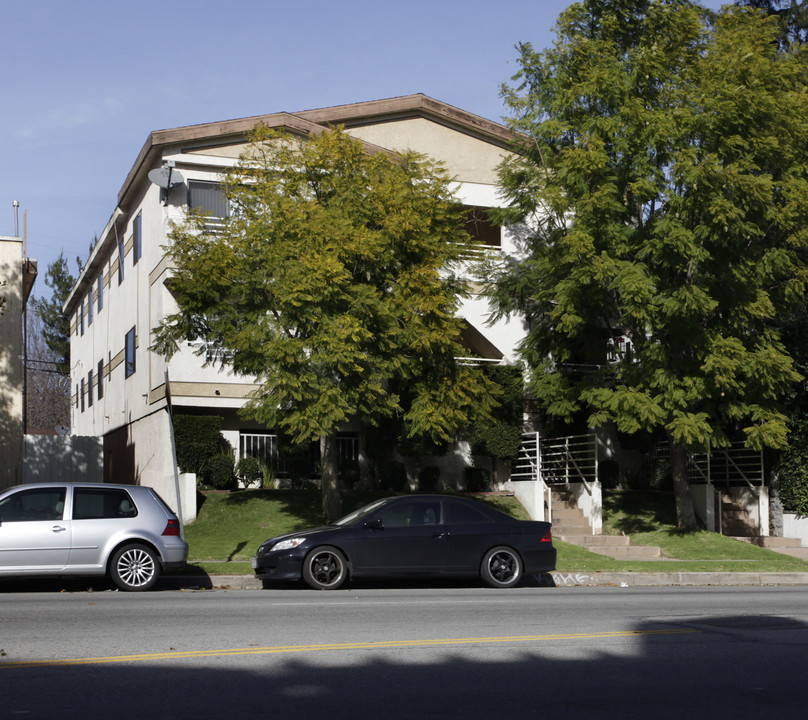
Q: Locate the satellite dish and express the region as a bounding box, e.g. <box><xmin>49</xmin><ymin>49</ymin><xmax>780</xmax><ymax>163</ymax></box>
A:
<box><xmin>148</xmin><ymin>162</ymin><xmax>184</xmax><ymax>205</ymax></box>
<box><xmin>148</xmin><ymin>166</ymin><xmax>184</xmax><ymax>189</ymax></box>
<box><xmin>55</xmin><ymin>425</ymin><xmax>70</xmax><ymax>436</ymax></box>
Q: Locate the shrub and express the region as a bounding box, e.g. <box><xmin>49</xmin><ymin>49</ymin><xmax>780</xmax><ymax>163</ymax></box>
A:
<box><xmin>382</xmin><ymin>461</ymin><xmax>408</xmax><ymax>492</ymax></box>
<box><xmin>465</xmin><ymin>466</ymin><xmax>491</xmax><ymax>492</ymax></box>
<box><xmin>779</xmin><ymin>409</ymin><xmax>808</xmax><ymax>515</ymax></box>
<box><xmin>204</xmin><ymin>453</ymin><xmax>236</xmax><ymax>490</ymax></box>
<box><xmin>235</xmin><ymin>457</ymin><xmax>264</xmax><ymax>489</ymax></box>
<box><xmin>469</xmin><ymin>365</ymin><xmax>525</xmax><ymax>462</ymax></box>
<box><xmin>261</xmin><ymin>462</ymin><xmax>277</xmax><ymax>489</ymax></box>
<box><xmin>340</xmin><ymin>464</ymin><xmax>360</xmax><ymax>490</ymax></box>
<box><xmin>419</xmin><ymin>466</ymin><xmax>441</xmax><ymax>491</ymax></box>
<box><xmin>173</xmin><ymin>415</ymin><xmax>224</xmax><ymax>474</ymax></box>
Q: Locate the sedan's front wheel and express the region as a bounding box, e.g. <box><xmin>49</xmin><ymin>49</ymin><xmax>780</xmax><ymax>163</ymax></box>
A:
<box><xmin>302</xmin><ymin>546</ymin><xmax>347</xmax><ymax>590</ymax></box>
<box><xmin>481</xmin><ymin>546</ymin><xmax>523</xmax><ymax>588</ymax></box>
<box><xmin>110</xmin><ymin>543</ymin><xmax>160</xmax><ymax>592</ymax></box>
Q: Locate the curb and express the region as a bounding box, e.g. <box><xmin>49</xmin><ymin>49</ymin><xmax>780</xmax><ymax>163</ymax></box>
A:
<box><xmin>162</xmin><ymin>571</ymin><xmax>808</xmax><ymax>591</ymax></box>
<box><xmin>544</xmin><ymin>571</ymin><xmax>808</xmax><ymax>587</ymax></box>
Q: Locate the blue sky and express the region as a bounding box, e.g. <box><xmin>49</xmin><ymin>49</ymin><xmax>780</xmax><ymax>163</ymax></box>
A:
<box><xmin>2</xmin><ymin>0</ymin><xmax>726</xmax><ymax>295</ymax></box>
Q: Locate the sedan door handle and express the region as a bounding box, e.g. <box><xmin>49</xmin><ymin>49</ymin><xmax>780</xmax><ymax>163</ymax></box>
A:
<box><xmin>431</xmin><ymin>531</ymin><xmax>447</xmax><ymax>539</ymax></box>
<box><xmin>51</xmin><ymin>525</ymin><xmax>67</xmax><ymax>533</ymax></box>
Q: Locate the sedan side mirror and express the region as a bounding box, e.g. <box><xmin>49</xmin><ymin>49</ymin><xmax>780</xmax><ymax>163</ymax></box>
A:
<box><xmin>364</xmin><ymin>518</ymin><xmax>384</xmax><ymax>530</ymax></box>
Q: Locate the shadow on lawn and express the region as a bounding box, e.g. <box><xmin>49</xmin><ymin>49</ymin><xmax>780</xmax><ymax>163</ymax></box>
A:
<box><xmin>603</xmin><ymin>489</ymin><xmax>679</xmax><ymax>534</ymax></box>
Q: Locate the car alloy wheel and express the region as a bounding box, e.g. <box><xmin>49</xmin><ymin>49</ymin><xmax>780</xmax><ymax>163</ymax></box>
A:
<box><xmin>110</xmin><ymin>543</ymin><xmax>160</xmax><ymax>592</ymax></box>
<box><xmin>481</xmin><ymin>546</ymin><xmax>523</xmax><ymax>588</ymax></box>
<box><xmin>303</xmin><ymin>546</ymin><xmax>347</xmax><ymax>590</ymax></box>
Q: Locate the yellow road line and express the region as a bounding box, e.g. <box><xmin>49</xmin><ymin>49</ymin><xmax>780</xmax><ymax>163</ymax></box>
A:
<box><xmin>0</xmin><ymin>628</ymin><xmax>698</xmax><ymax>669</ymax></box>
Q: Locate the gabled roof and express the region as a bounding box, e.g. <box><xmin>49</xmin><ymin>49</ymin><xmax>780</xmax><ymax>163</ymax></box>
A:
<box><xmin>119</xmin><ymin>94</ymin><xmax>515</xmax><ymax>209</ymax></box>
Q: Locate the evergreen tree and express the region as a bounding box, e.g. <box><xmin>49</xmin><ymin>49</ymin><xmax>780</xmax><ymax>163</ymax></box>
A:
<box><xmin>489</xmin><ymin>1</ymin><xmax>808</xmax><ymax>527</ymax></box>
<box><xmin>31</xmin><ymin>252</ymin><xmax>76</xmax><ymax>376</ymax></box>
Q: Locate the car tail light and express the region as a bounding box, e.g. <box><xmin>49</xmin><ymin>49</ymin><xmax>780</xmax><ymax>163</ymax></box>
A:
<box><xmin>540</xmin><ymin>528</ymin><xmax>552</xmax><ymax>543</ymax></box>
<box><xmin>162</xmin><ymin>518</ymin><xmax>181</xmax><ymax>536</ymax></box>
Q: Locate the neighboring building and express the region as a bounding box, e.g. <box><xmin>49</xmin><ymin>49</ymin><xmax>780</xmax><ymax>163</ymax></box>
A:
<box><xmin>0</xmin><ymin>235</ymin><xmax>37</xmax><ymax>489</ymax></box>
<box><xmin>63</xmin><ymin>95</ymin><xmax>527</xmax><ymax>507</ymax></box>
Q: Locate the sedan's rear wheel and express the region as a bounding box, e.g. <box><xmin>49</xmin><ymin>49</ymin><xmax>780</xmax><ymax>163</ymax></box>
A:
<box><xmin>302</xmin><ymin>546</ymin><xmax>347</xmax><ymax>590</ymax></box>
<box><xmin>481</xmin><ymin>546</ymin><xmax>523</xmax><ymax>588</ymax></box>
<box><xmin>110</xmin><ymin>543</ymin><xmax>160</xmax><ymax>592</ymax></box>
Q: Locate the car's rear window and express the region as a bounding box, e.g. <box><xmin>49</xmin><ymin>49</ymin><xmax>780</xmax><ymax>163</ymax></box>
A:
<box><xmin>445</xmin><ymin>500</ymin><xmax>495</xmax><ymax>524</ymax></box>
<box><xmin>73</xmin><ymin>487</ymin><xmax>138</xmax><ymax>520</ymax></box>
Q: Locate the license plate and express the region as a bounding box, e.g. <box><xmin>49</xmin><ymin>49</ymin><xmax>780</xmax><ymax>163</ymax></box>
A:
<box><xmin>250</xmin><ymin>557</ymin><xmax>258</xmax><ymax>569</ymax></box>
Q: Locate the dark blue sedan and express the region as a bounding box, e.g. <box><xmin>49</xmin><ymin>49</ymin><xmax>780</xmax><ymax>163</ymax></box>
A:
<box><xmin>251</xmin><ymin>494</ymin><xmax>556</xmax><ymax>590</ymax></box>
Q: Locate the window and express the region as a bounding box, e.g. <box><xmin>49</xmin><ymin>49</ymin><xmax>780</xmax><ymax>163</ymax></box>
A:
<box><xmin>125</xmin><ymin>327</ymin><xmax>136</xmax><ymax>378</ymax></box>
<box><xmin>87</xmin><ymin>370</ymin><xmax>94</xmax><ymax>407</ymax></box>
<box><xmin>445</xmin><ymin>499</ymin><xmax>493</xmax><ymax>524</ymax></box>
<box><xmin>189</xmin><ymin>180</ymin><xmax>228</xmax><ymax>222</ymax></box>
<box><xmin>73</xmin><ymin>487</ymin><xmax>137</xmax><ymax>520</ymax></box>
<box><xmin>117</xmin><ymin>233</ymin><xmax>125</xmax><ymax>284</ymax></box>
<box><xmin>87</xmin><ymin>289</ymin><xmax>93</xmax><ymax>327</ymax></box>
<box><xmin>80</xmin><ymin>378</ymin><xmax>85</xmax><ymax>412</ymax></box>
<box><xmin>97</xmin><ymin>360</ymin><xmax>104</xmax><ymax>400</ymax></box>
<box><xmin>75</xmin><ymin>384</ymin><xmax>79</xmax><ymax>409</ymax></box>
<box><xmin>460</xmin><ymin>206</ymin><xmax>501</xmax><ymax>258</ymax></box>
<box><xmin>376</xmin><ymin>500</ymin><xmax>442</xmax><ymax>528</ymax></box>
<box><xmin>0</xmin><ymin>487</ymin><xmax>66</xmax><ymax>522</ymax></box>
<box><xmin>80</xmin><ymin>299</ymin><xmax>85</xmax><ymax>335</ymax></box>
<box><xmin>97</xmin><ymin>273</ymin><xmax>104</xmax><ymax>312</ymax></box>
<box><xmin>133</xmin><ymin>212</ymin><xmax>142</xmax><ymax>265</ymax></box>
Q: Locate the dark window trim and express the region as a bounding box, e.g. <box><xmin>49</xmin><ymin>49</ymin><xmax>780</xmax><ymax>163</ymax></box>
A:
<box><xmin>125</xmin><ymin>327</ymin><xmax>136</xmax><ymax>378</ymax></box>
<box><xmin>133</xmin><ymin>212</ymin><xmax>142</xmax><ymax>265</ymax></box>
<box><xmin>97</xmin><ymin>359</ymin><xmax>104</xmax><ymax>400</ymax></box>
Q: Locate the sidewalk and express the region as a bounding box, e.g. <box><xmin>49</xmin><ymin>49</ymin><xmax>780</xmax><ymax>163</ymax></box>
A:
<box><xmin>161</xmin><ymin>571</ymin><xmax>808</xmax><ymax>591</ymax></box>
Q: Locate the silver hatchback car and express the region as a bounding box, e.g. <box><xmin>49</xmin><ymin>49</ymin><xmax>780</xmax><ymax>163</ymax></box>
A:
<box><xmin>0</xmin><ymin>483</ymin><xmax>188</xmax><ymax>591</ymax></box>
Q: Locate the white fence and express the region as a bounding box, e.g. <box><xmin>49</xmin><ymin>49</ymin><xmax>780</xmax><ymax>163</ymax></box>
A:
<box><xmin>23</xmin><ymin>435</ymin><xmax>103</xmax><ymax>484</ymax></box>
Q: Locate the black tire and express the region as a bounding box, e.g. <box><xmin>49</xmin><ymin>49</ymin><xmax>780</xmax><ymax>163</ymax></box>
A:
<box><xmin>109</xmin><ymin>543</ymin><xmax>160</xmax><ymax>592</ymax></box>
<box><xmin>481</xmin><ymin>546</ymin><xmax>523</xmax><ymax>589</ymax></box>
<box><xmin>302</xmin><ymin>546</ymin><xmax>348</xmax><ymax>590</ymax></box>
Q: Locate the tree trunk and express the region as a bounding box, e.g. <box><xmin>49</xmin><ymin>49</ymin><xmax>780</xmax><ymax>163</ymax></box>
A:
<box><xmin>320</xmin><ymin>433</ymin><xmax>342</xmax><ymax>523</ymax></box>
<box><xmin>769</xmin><ymin>459</ymin><xmax>783</xmax><ymax>538</ymax></box>
<box><xmin>667</xmin><ymin>434</ymin><xmax>698</xmax><ymax>529</ymax></box>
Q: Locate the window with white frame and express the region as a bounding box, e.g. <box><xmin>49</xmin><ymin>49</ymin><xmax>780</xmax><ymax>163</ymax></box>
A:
<box><xmin>189</xmin><ymin>180</ymin><xmax>229</xmax><ymax>226</ymax></box>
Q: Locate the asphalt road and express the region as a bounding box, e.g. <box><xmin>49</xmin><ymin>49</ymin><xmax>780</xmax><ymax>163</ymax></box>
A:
<box><xmin>2</xmin><ymin>583</ymin><xmax>807</xmax><ymax>719</ymax></box>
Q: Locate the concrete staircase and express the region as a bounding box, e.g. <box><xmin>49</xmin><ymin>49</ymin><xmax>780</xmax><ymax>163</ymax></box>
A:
<box><xmin>551</xmin><ymin>487</ymin><xmax>664</xmax><ymax>561</ymax></box>
<box><xmin>721</xmin><ymin>493</ymin><xmax>808</xmax><ymax>561</ymax></box>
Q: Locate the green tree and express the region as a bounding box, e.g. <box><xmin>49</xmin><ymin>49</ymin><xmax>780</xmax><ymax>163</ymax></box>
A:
<box><xmin>153</xmin><ymin>127</ymin><xmax>499</xmax><ymax>520</ymax></box>
<box><xmin>31</xmin><ymin>252</ymin><xmax>76</xmax><ymax>376</ymax></box>
<box><xmin>736</xmin><ymin>0</ymin><xmax>808</xmax><ymax>46</ymax></box>
<box><xmin>489</xmin><ymin>1</ymin><xmax>808</xmax><ymax>528</ymax></box>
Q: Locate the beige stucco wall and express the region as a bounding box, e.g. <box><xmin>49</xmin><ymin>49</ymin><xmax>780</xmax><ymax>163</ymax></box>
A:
<box><xmin>347</xmin><ymin>117</ymin><xmax>511</xmax><ymax>184</ymax></box>
<box><xmin>0</xmin><ymin>237</ymin><xmax>24</xmax><ymax>489</ymax></box>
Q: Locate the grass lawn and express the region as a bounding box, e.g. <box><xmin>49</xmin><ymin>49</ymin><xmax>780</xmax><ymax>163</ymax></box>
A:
<box><xmin>181</xmin><ymin>488</ymin><xmax>808</xmax><ymax>576</ymax></box>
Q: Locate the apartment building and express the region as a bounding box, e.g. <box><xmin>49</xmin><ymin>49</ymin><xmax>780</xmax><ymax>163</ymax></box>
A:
<box><xmin>63</xmin><ymin>94</ymin><xmax>526</xmax><ymax>508</ymax></box>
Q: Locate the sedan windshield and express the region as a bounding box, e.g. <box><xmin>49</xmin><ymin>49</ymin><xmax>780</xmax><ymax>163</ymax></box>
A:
<box><xmin>333</xmin><ymin>498</ymin><xmax>389</xmax><ymax>527</ymax></box>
